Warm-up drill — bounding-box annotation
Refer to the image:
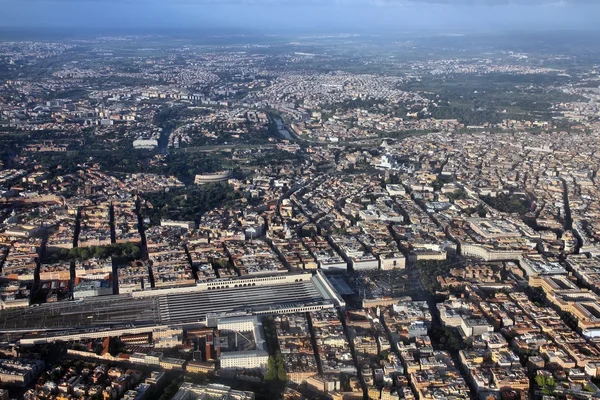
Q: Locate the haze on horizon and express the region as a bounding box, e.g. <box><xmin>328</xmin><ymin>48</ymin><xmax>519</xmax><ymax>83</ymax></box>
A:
<box><xmin>0</xmin><ymin>0</ymin><xmax>599</xmax><ymax>35</ymax></box>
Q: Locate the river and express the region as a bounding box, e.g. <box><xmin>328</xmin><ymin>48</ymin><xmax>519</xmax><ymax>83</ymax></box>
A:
<box><xmin>273</xmin><ymin>117</ymin><xmax>293</xmax><ymax>140</ymax></box>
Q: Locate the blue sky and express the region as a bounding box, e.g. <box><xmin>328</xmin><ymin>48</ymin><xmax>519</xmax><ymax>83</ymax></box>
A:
<box><xmin>0</xmin><ymin>0</ymin><xmax>598</xmax><ymax>33</ymax></box>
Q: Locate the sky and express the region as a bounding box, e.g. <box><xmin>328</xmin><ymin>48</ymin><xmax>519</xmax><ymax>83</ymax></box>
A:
<box><xmin>0</xmin><ymin>0</ymin><xmax>599</xmax><ymax>34</ymax></box>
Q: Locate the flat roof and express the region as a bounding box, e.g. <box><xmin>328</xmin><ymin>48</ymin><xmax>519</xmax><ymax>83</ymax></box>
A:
<box><xmin>0</xmin><ymin>276</ymin><xmax>335</xmax><ymax>341</ymax></box>
<box><xmin>161</xmin><ymin>281</ymin><xmax>325</xmax><ymax>324</ymax></box>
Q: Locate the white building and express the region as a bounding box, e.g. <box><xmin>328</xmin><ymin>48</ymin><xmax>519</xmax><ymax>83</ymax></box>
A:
<box><xmin>351</xmin><ymin>254</ymin><xmax>379</xmax><ymax>271</ymax></box>
<box><xmin>219</xmin><ymin>351</ymin><xmax>269</xmax><ymax>370</ymax></box>
<box><xmin>133</xmin><ymin>138</ymin><xmax>158</xmax><ymax>150</ymax></box>
<box><xmin>379</xmin><ymin>253</ymin><xmax>406</xmax><ymax>270</ymax></box>
<box><xmin>160</xmin><ymin>219</ymin><xmax>196</xmax><ymax>230</ymax></box>
<box><xmin>172</xmin><ymin>383</ymin><xmax>254</xmax><ymax>400</ymax></box>
<box><xmin>218</xmin><ymin>316</ymin><xmax>269</xmax><ymax>371</ymax></box>
<box><xmin>459</xmin><ymin>317</ymin><xmax>494</xmax><ymax>338</ymax></box>
<box><xmin>460</xmin><ymin>243</ymin><xmax>524</xmax><ymax>262</ymax></box>
<box><xmin>386</xmin><ymin>184</ymin><xmax>406</xmax><ymax>196</ymax></box>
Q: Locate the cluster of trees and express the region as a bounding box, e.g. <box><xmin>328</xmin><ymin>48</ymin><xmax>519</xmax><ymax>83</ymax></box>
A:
<box><xmin>264</xmin><ymin>352</ymin><xmax>287</xmax><ymax>382</ymax></box>
<box><xmin>428</xmin><ymin>105</ymin><xmax>510</xmax><ymax>126</ymax></box>
<box><xmin>159</xmin><ymin>152</ymin><xmax>228</xmax><ymax>182</ymax></box>
<box><xmin>48</xmin><ymin>242</ymin><xmax>140</xmax><ymax>262</ymax></box>
<box><xmin>535</xmin><ymin>374</ymin><xmax>556</xmax><ymax>389</ymax></box>
<box><xmin>482</xmin><ymin>193</ymin><xmax>531</xmax><ymax>215</ymax></box>
<box><xmin>535</xmin><ymin>374</ymin><xmax>558</xmax><ymax>395</ymax></box>
<box><xmin>462</xmin><ymin>204</ymin><xmax>488</xmax><ymax>218</ymax></box>
<box><xmin>158</xmin><ymin>376</ymin><xmax>184</xmax><ymax>400</ymax></box>
<box><xmin>46</xmin><ymin>88</ymin><xmax>88</xmax><ymax>101</ymax></box>
<box><xmin>416</xmin><ymin>260</ymin><xmax>456</xmax><ymax>295</ymax></box>
<box><xmin>253</xmin><ymin>149</ymin><xmax>305</xmax><ymax>167</ymax></box>
<box><xmin>446</xmin><ymin>189</ymin><xmax>469</xmax><ymax>201</ymax></box>
<box><xmin>324</xmin><ymin>98</ymin><xmax>386</xmax><ymax>113</ymax></box>
<box><xmin>32</xmin><ymin>148</ymin><xmax>155</xmax><ymax>175</ymax></box>
<box><xmin>154</xmin><ymin>106</ymin><xmax>182</xmax><ymax>132</ymax></box>
<box><xmin>143</xmin><ymin>182</ymin><xmax>240</xmax><ymax>225</ymax></box>
<box><xmin>403</xmin><ymin>73</ymin><xmax>582</xmax><ymax>127</ymax></box>
<box><xmin>0</xmin><ymin>132</ymin><xmax>35</xmax><ymax>167</ymax></box>
<box><xmin>429</xmin><ymin>326</ymin><xmax>465</xmax><ymax>352</ymax></box>
<box><xmin>260</xmin><ymin>316</ymin><xmax>289</xmax><ymax>385</ymax></box>
<box><xmin>188</xmin><ymin>130</ymin><xmax>274</xmax><ymax>147</ymax></box>
<box><xmin>27</xmin><ymin>127</ymin><xmax>238</xmax><ymax>185</ymax></box>
<box><xmin>32</xmin><ymin>145</ymin><xmax>234</xmax><ymax>185</ymax></box>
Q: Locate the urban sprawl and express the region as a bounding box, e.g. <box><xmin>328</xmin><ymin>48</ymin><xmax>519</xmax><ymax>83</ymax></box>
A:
<box><xmin>0</xmin><ymin>33</ymin><xmax>599</xmax><ymax>400</ymax></box>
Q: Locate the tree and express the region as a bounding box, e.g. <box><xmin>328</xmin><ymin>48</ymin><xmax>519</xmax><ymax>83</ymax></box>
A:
<box><xmin>429</xmin><ymin>326</ymin><xmax>465</xmax><ymax>352</ymax></box>
<box><xmin>447</xmin><ymin>189</ymin><xmax>468</xmax><ymax>201</ymax></box>
<box><xmin>535</xmin><ymin>375</ymin><xmax>545</xmax><ymax>387</ymax></box>
<box><xmin>477</xmin><ymin>204</ymin><xmax>487</xmax><ymax>218</ymax></box>
<box><xmin>584</xmin><ymin>383</ymin><xmax>596</xmax><ymax>393</ymax></box>
<box><xmin>159</xmin><ymin>377</ymin><xmax>183</xmax><ymax>400</ymax></box>
<box><xmin>93</xmin><ymin>247</ymin><xmax>106</xmax><ymax>259</ymax></box>
<box><xmin>265</xmin><ymin>356</ymin><xmax>278</xmax><ymax>381</ymax></box>
<box><xmin>265</xmin><ymin>352</ymin><xmax>287</xmax><ymax>382</ymax></box>
<box><xmin>276</xmin><ymin>352</ymin><xmax>287</xmax><ymax>382</ymax></box>
<box><xmin>215</xmin><ymin>258</ymin><xmax>230</xmax><ymax>269</ymax></box>
<box><xmin>482</xmin><ymin>193</ymin><xmax>531</xmax><ymax>215</ymax></box>
<box><xmin>142</xmin><ymin>182</ymin><xmax>240</xmax><ymax>224</ymax></box>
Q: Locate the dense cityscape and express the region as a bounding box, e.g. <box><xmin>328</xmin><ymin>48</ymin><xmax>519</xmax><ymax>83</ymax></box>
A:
<box><xmin>0</xmin><ymin>24</ymin><xmax>599</xmax><ymax>400</ymax></box>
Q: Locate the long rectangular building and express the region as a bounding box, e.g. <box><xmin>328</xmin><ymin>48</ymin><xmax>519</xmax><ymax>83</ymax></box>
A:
<box><xmin>4</xmin><ymin>272</ymin><xmax>344</xmax><ymax>344</ymax></box>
